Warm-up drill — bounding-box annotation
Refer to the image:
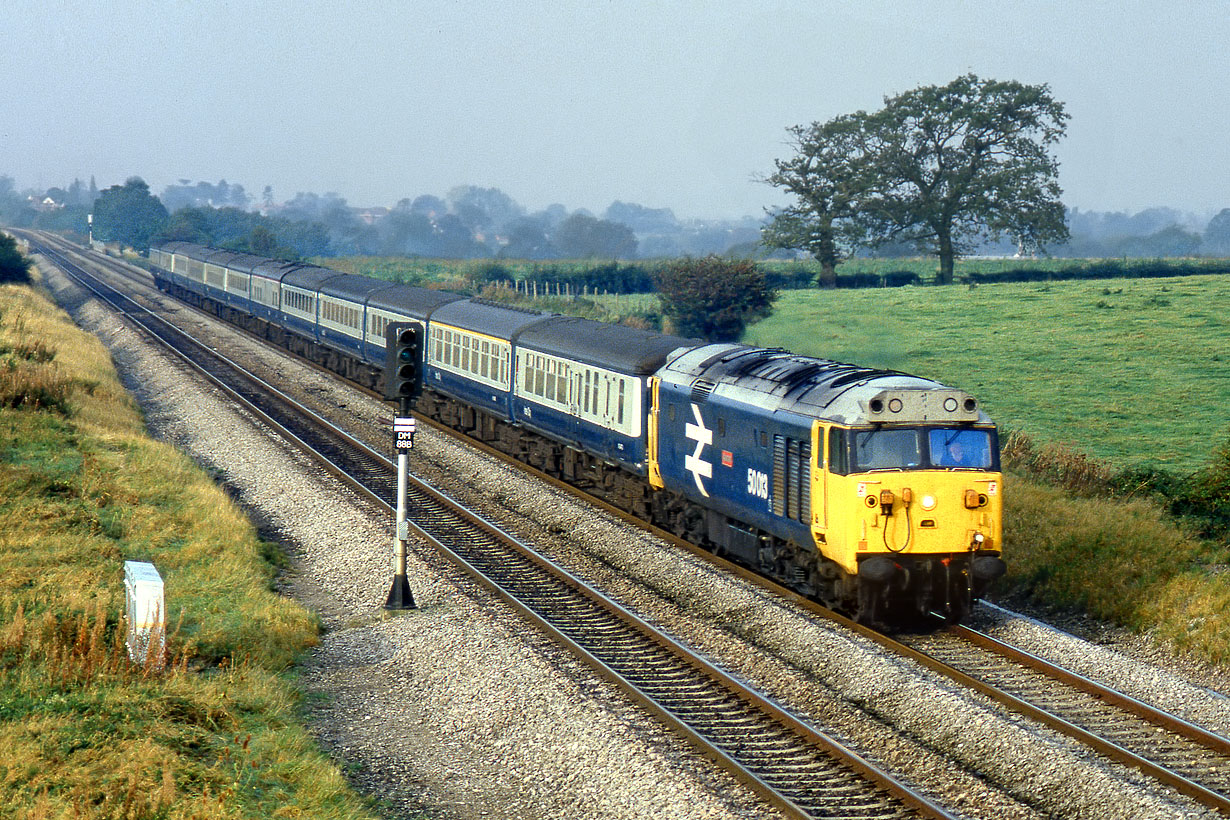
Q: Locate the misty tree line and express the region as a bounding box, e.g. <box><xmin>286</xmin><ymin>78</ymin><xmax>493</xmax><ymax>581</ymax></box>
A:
<box><xmin>0</xmin><ymin>176</ymin><xmax>764</xmax><ymax>261</ymax></box>
<box><xmin>2</xmin><ymin>172</ymin><xmax>1230</xmax><ymax>263</ymax></box>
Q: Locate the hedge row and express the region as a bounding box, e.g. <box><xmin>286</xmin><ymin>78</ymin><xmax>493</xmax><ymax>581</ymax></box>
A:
<box><xmin>469</xmin><ymin>260</ymin><xmax>822</xmax><ymax>294</ymax></box>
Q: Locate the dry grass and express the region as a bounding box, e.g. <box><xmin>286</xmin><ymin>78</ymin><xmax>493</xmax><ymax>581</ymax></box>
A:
<box><xmin>1000</xmin><ymin>475</ymin><xmax>1230</xmax><ymax>661</ymax></box>
<box><xmin>0</xmin><ymin>277</ymin><xmax>379</xmax><ymax>818</ymax></box>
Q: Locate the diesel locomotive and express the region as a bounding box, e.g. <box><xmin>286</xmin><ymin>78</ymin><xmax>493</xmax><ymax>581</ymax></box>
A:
<box><xmin>148</xmin><ymin>242</ymin><xmax>1005</xmax><ymax>624</ymax></box>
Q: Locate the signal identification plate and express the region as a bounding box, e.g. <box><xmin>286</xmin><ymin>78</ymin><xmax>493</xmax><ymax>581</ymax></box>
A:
<box><xmin>394</xmin><ymin>416</ymin><xmax>416</xmax><ymax>450</ymax></box>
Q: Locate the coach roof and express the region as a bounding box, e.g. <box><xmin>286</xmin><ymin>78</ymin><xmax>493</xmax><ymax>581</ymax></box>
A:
<box><xmin>281</xmin><ymin>265</ymin><xmax>342</xmax><ymax>291</ymax></box>
<box><xmin>319</xmin><ymin>273</ymin><xmax>396</xmax><ymax>302</ymax></box>
<box><xmin>517</xmin><ymin>316</ymin><xmax>699</xmax><ymax>374</ymax></box>
<box><xmin>202</xmin><ymin>249</ymin><xmax>268</xmax><ymax>273</ymax></box>
<box><xmin>367</xmin><ymin>284</ymin><xmax>465</xmax><ymax>319</ymax></box>
<box><xmin>430</xmin><ymin>298</ymin><xmax>555</xmax><ymax>340</ymax></box>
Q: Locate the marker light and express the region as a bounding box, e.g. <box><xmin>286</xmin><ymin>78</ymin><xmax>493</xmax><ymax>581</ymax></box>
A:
<box><xmin>920</xmin><ymin>494</ymin><xmax>937</xmax><ymax>511</ymax></box>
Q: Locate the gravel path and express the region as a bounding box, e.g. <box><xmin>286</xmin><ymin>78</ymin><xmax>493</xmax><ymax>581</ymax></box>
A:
<box><xmin>37</xmin><ymin>252</ymin><xmax>1230</xmax><ymax>819</ymax></box>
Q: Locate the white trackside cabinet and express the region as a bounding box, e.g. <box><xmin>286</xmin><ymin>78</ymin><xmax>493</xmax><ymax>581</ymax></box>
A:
<box><xmin>124</xmin><ymin>560</ymin><xmax>165</xmax><ymax>668</ymax></box>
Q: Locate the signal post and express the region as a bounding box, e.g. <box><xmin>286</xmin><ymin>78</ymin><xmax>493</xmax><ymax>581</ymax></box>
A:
<box><xmin>383</xmin><ymin>322</ymin><xmax>423</xmax><ymax>610</ymax></box>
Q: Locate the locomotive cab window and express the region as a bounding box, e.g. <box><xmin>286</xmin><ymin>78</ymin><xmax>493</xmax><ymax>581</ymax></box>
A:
<box><xmin>828</xmin><ymin>428</ymin><xmax>849</xmax><ymax>475</ymax></box>
<box><xmin>929</xmin><ymin>428</ymin><xmax>995</xmax><ymax>469</ymax></box>
<box><xmin>854</xmin><ymin>428</ymin><xmax>922</xmax><ymax>470</ymax></box>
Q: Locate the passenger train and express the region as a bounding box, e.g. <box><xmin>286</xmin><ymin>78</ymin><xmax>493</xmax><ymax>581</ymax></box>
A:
<box><xmin>148</xmin><ymin>242</ymin><xmax>1005</xmax><ymax>624</ymax></box>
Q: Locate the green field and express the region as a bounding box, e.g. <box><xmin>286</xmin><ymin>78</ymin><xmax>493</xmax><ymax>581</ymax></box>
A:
<box><xmin>743</xmin><ymin>275</ymin><xmax>1230</xmax><ymax>473</ymax></box>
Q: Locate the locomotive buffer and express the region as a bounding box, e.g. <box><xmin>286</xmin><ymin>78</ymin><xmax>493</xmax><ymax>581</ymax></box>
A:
<box><xmin>383</xmin><ymin>323</ymin><xmax>424</xmax><ymax>610</ymax></box>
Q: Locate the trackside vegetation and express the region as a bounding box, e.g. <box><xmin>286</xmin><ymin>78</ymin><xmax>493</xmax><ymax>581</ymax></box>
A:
<box><xmin>0</xmin><ymin>279</ymin><xmax>379</xmax><ymax>818</ymax></box>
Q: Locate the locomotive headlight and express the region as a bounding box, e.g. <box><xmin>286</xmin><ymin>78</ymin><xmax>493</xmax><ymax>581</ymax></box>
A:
<box><xmin>920</xmin><ymin>494</ymin><xmax>937</xmax><ymax>511</ymax></box>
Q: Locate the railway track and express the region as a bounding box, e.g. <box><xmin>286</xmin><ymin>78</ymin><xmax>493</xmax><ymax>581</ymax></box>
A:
<box><xmin>894</xmin><ymin>620</ymin><xmax>1230</xmax><ymax>814</ymax></box>
<box><xmin>31</xmin><ymin>232</ymin><xmax>1230</xmax><ymax>817</ymax></box>
<box><xmin>30</xmin><ymin>236</ymin><xmax>956</xmax><ymax>820</ymax></box>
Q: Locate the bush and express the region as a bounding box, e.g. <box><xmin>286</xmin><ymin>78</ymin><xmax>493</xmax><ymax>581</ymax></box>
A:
<box><xmin>1000</xmin><ymin>430</ymin><xmax>1115</xmax><ymax>495</ymax></box>
<box><xmin>654</xmin><ymin>256</ymin><xmax>777</xmax><ymax>341</ymax></box>
<box><xmin>1171</xmin><ymin>435</ymin><xmax>1230</xmax><ymax>539</ymax></box>
<box><xmin>0</xmin><ymin>235</ymin><xmax>31</xmax><ymax>285</ymax></box>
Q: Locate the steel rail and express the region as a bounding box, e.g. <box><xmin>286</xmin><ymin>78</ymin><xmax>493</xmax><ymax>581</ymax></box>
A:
<box><xmin>952</xmin><ymin>622</ymin><xmax>1230</xmax><ymax>756</ymax></box>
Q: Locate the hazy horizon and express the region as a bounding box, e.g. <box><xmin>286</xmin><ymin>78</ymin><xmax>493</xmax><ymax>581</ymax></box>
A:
<box><xmin>3</xmin><ymin>1</ymin><xmax>1226</xmax><ymax>221</ymax></box>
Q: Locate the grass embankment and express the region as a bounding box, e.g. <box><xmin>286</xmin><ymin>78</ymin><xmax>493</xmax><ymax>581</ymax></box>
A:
<box><xmin>1003</xmin><ymin>472</ymin><xmax>1230</xmax><ymax>659</ymax></box>
<box><xmin>0</xmin><ymin>281</ymin><xmax>378</xmax><ymax>818</ymax></box>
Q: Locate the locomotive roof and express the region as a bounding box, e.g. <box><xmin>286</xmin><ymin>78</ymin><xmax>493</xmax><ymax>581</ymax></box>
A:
<box><xmin>367</xmin><ymin>284</ymin><xmax>466</xmax><ymax>318</ymax></box>
<box><xmin>517</xmin><ymin>316</ymin><xmax>699</xmax><ymax>374</ymax></box>
<box><xmin>661</xmin><ymin>343</ymin><xmax>990</xmax><ymax>425</ymax></box>
<box><xmin>430</xmin><ymin>298</ymin><xmax>555</xmax><ymax>340</ymax></box>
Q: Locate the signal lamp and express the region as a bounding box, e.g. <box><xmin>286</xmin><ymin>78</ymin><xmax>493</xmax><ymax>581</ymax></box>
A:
<box><xmin>383</xmin><ymin>323</ymin><xmax>424</xmax><ymax>401</ymax></box>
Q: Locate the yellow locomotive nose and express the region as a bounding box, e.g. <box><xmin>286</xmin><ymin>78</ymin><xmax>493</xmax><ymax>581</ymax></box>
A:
<box><xmin>849</xmin><ymin>475</ymin><xmax>1001</xmax><ymax>557</ymax></box>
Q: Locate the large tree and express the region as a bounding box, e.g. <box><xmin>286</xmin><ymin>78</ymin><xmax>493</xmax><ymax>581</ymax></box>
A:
<box><xmin>762</xmin><ymin>114</ymin><xmax>875</xmax><ymax>287</ymax></box>
<box><xmin>654</xmin><ymin>256</ymin><xmax>777</xmax><ymax>341</ymax></box>
<box><xmin>552</xmin><ymin>213</ymin><xmax>637</xmax><ymax>259</ymax></box>
<box><xmin>92</xmin><ymin>177</ymin><xmax>168</xmax><ymax>251</ymax></box>
<box><xmin>1205</xmin><ymin>208</ymin><xmax>1230</xmax><ymax>256</ymax></box>
<box><xmin>766</xmin><ymin>75</ymin><xmax>1069</xmax><ymax>284</ymax></box>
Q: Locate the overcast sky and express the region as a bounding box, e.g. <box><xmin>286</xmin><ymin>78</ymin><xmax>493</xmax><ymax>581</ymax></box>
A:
<box><xmin>2</xmin><ymin>0</ymin><xmax>1226</xmax><ymax>219</ymax></box>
